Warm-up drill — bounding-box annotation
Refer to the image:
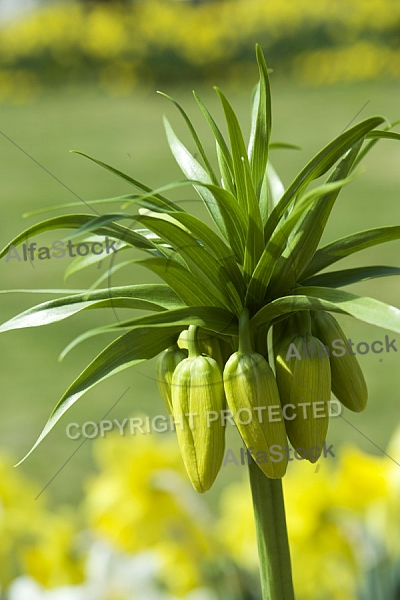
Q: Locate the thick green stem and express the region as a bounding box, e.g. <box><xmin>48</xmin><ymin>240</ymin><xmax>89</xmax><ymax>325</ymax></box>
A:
<box><xmin>241</xmin><ymin>313</ymin><xmax>295</xmax><ymax>599</ymax></box>
<box><xmin>187</xmin><ymin>325</ymin><xmax>200</xmax><ymax>358</ymax></box>
<box><xmin>248</xmin><ymin>462</ymin><xmax>295</xmax><ymax>600</ymax></box>
<box><xmin>238</xmin><ymin>308</ymin><xmax>253</xmax><ymax>354</ymax></box>
<box><xmin>293</xmin><ymin>310</ymin><xmax>311</xmax><ymax>335</ymax></box>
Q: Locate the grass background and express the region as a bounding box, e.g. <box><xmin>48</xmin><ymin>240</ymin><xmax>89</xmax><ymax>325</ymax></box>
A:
<box><xmin>1</xmin><ymin>78</ymin><xmax>399</xmax><ymax>506</ymax></box>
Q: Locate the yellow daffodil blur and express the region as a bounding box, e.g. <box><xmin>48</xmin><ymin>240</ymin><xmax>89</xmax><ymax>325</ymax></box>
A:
<box><xmin>1</xmin><ymin>0</ymin><xmax>400</xmax><ymax>103</ymax></box>
<box><xmin>1</xmin><ymin>426</ymin><xmax>400</xmax><ymax>598</ymax></box>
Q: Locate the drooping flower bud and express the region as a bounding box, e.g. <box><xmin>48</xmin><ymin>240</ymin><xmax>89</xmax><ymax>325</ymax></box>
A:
<box><xmin>275</xmin><ymin>314</ymin><xmax>331</xmax><ymax>463</ymax></box>
<box><xmin>171</xmin><ymin>326</ymin><xmax>225</xmax><ymax>493</ymax></box>
<box><xmin>312</xmin><ymin>310</ymin><xmax>368</xmax><ymax>412</ymax></box>
<box><xmin>272</xmin><ymin>313</ymin><xmax>298</xmax><ymax>369</ymax></box>
<box><xmin>223</xmin><ymin>310</ymin><xmax>288</xmax><ymax>478</ymax></box>
<box><xmin>155</xmin><ymin>344</ymin><xmax>187</xmax><ymax>414</ymax></box>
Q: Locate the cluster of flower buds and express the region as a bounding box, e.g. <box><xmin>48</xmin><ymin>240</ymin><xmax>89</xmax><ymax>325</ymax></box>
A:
<box><xmin>155</xmin><ymin>309</ymin><xmax>368</xmax><ymax>493</ymax></box>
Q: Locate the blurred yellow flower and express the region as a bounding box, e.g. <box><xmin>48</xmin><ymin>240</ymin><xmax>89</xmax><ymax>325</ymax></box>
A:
<box><xmin>333</xmin><ymin>445</ymin><xmax>391</xmax><ymax>511</ymax></box>
<box><xmin>0</xmin><ymin>0</ymin><xmax>400</xmax><ymax>104</ymax></box>
<box><xmin>22</xmin><ymin>510</ymin><xmax>83</xmax><ymax>588</ymax></box>
<box><xmin>0</xmin><ymin>455</ymin><xmax>83</xmax><ymax>590</ymax></box>
<box><xmin>85</xmin><ymin>432</ymin><xmax>221</xmax><ymax>596</ymax></box>
<box><xmin>218</xmin><ymin>481</ymin><xmax>258</xmax><ymax>571</ymax></box>
<box><xmin>1</xmin><ymin>425</ymin><xmax>400</xmax><ymax>599</ymax></box>
<box><xmin>218</xmin><ymin>437</ymin><xmax>400</xmax><ymax>600</ymax></box>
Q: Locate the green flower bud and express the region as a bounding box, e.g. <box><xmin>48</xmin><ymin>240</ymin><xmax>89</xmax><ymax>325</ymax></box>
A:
<box><xmin>223</xmin><ymin>310</ymin><xmax>288</xmax><ymax>479</ymax></box>
<box><xmin>218</xmin><ymin>336</ymin><xmax>235</xmax><ymax>366</ymax></box>
<box><xmin>272</xmin><ymin>314</ymin><xmax>298</xmax><ymax>369</ymax></box>
<box><xmin>171</xmin><ymin>326</ymin><xmax>225</xmax><ymax>494</ymax></box>
<box><xmin>156</xmin><ymin>345</ymin><xmax>187</xmax><ymax>414</ymax></box>
<box><xmin>275</xmin><ymin>333</ymin><xmax>331</xmax><ymax>463</ymax></box>
<box><xmin>178</xmin><ymin>328</ymin><xmax>224</xmax><ymax>370</ymax></box>
<box><xmin>312</xmin><ymin>311</ymin><xmax>368</xmax><ymax>412</ymax></box>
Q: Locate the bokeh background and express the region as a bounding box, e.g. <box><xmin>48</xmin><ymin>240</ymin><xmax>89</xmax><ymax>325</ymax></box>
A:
<box><xmin>0</xmin><ymin>1</ymin><xmax>400</xmax><ymax>599</ymax></box>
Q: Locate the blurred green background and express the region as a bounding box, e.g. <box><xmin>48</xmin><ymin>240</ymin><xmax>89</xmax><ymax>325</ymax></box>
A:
<box><xmin>0</xmin><ymin>2</ymin><xmax>400</xmax><ymax>598</ymax></box>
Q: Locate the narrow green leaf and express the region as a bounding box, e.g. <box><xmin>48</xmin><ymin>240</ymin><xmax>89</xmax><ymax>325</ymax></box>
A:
<box><xmin>0</xmin><ymin>289</ymin><xmax>84</xmax><ymax>295</ymax></box>
<box><xmin>269</xmin><ymin>142</ymin><xmax>301</xmax><ymax>151</ymax></box>
<box><xmin>163</xmin><ymin>117</ymin><xmax>228</xmax><ymax>240</ymax></box>
<box><xmin>214</xmin><ymin>86</ymin><xmax>251</xmax><ymax>212</ymax></box>
<box><xmin>266</xmin><ymin>163</ymin><xmax>285</xmax><ymax>211</ymax></box>
<box><xmin>61</xmin><ymin>230</ymin><xmax>168</xmax><ymax>282</ymax></box>
<box><xmin>143</xmin><ymin>180</ymin><xmax>245</xmax><ymax>261</ymax></box>
<box><xmin>111</xmin><ymin>175</ymin><xmax>247</xmax><ymax>263</ymax></box>
<box><xmin>242</xmin><ymin>156</ymin><xmax>264</xmax><ymax>279</ymax></box>
<box><xmin>0</xmin><ymin>215</ymin><xmax>153</xmax><ymax>261</ymax></box>
<box><xmin>86</xmin><ymin>259</ymin><xmax>137</xmax><ymax>291</ymax></box>
<box><xmin>65</xmin><ymin>213</ymin><xmax>134</xmax><ymax>240</ymax></box>
<box><xmin>296</xmin><ymin>286</ymin><xmax>400</xmax><ymax>332</ymax></box>
<box><xmin>136</xmin><ymin>256</ymin><xmax>225</xmax><ymax>307</ymax></box>
<box><xmin>63</xmin><ymin>244</ymin><xmax>129</xmax><ymax>281</ymax></box>
<box><xmin>60</xmin><ymin>322</ymin><xmax>236</xmax><ymax>361</ymax></box>
<box><xmin>246</xmin><ymin>176</ymin><xmax>356</xmax><ymax>310</ymax></box>
<box><xmin>251</xmin><ymin>286</ymin><xmax>400</xmax><ymax>334</ymax></box>
<box><xmin>215</xmin><ymin>139</ymin><xmax>236</xmax><ymax>195</ymax></box>
<box><xmin>301</xmin><ymin>266</ymin><xmax>400</xmax><ymax>288</ymax></box>
<box><xmin>0</xmin><ymin>285</ymin><xmax>184</xmax><ymax>332</ymax></box>
<box><xmin>187</xmin><ymin>181</ymin><xmax>247</xmax><ymax>263</ymax></box>
<box><xmin>248</xmin><ymin>44</ymin><xmax>272</xmax><ymax>195</ymax></box>
<box><xmin>157</xmin><ymin>91</ymin><xmax>219</xmax><ymax>185</ymax></box>
<box><xmin>365</xmin><ymin>131</ymin><xmax>400</xmax><ymax>141</ymax></box>
<box><xmin>193</xmin><ymin>91</ymin><xmax>235</xmax><ymax>184</ymax></box>
<box><xmin>59</xmin><ymin>326</ymin><xmax>121</xmax><ymax>361</ymax></box>
<box><xmin>263</xmin><ymin>116</ymin><xmax>385</xmax><ymax>241</ymax></box>
<box><xmin>71</xmin><ymin>151</ymin><xmax>179</xmax><ymax>212</ymax></box>
<box><xmin>136</xmin><ymin>214</ymin><xmax>243</xmax><ymax>313</ymax></box>
<box><xmin>136</xmin><ymin>208</ymin><xmax>221</xmax><ymax>269</ymax></box>
<box><xmin>85</xmin><ymin>305</ymin><xmax>238</xmax><ymax>336</ymax></box>
<box><xmin>62</xmin><ymin>304</ymin><xmax>238</xmax><ymax>359</ymax></box>
<box><xmin>23</xmin><ymin>194</ymin><xmax>140</xmax><ymax>218</ymax></box>
<box><xmin>267</xmin><ymin>140</ymin><xmax>363</xmax><ymax>296</ymax></box>
<box><xmin>351</xmin><ymin>120</ymin><xmax>400</xmax><ymax>170</ymax></box>
<box><xmin>302</xmin><ymin>226</ymin><xmax>400</xmax><ymax>279</ymax></box>
<box><xmin>165</xmin><ymin>211</ymin><xmax>246</xmax><ymax>299</ymax></box>
<box><xmin>16</xmin><ymin>327</ymin><xmax>182</xmax><ymax>465</ymax></box>
<box><xmin>258</xmin><ymin>162</ymin><xmax>285</xmax><ymax>228</ymax></box>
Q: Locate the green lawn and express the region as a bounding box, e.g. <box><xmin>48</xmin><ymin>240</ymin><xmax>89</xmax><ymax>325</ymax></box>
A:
<box><xmin>1</xmin><ymin>79</ymin><xmax>400</xmax><ymax>505</ymax></box>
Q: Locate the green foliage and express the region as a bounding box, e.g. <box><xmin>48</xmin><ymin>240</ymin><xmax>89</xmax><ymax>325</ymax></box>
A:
<box><xmin>2</xmin><ymin>45</ymin><xmax>400</xmax><ymax>463</ymax></box>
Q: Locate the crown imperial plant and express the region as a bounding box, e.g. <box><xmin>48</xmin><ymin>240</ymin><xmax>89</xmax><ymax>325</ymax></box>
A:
<box><xmin>2</xmin><ymin>44</ymin><xmax>400</xmax><ymax>600</ymax></box>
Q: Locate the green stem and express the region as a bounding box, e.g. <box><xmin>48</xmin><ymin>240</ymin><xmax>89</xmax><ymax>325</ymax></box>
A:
<box><xmin>187</xmin><ymin>325</ymin><xmax>200</xmax><ymax>358</ymax></box>
<box><xmin>240</xmin><ymin>312</ymin><xmax>295</xmax><ymax>598</ymax></box>
<box><xmin>248</xmin><ymin>462</ymin><xmax>295</xmax><ymax>600</ymax></box>
<box><xmin>293</xmin><ymin>310</ymin><xmax>311</xmax><ymax>335</ymax></box>
<box><xmin>238</xmin><ymin>308</ymin><xmax>253</xmax><ymax>354</ymax></box>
